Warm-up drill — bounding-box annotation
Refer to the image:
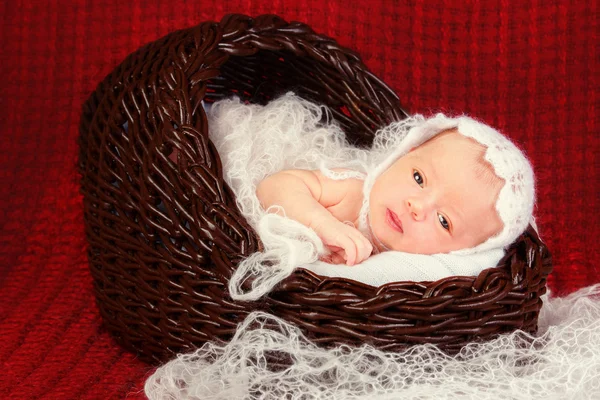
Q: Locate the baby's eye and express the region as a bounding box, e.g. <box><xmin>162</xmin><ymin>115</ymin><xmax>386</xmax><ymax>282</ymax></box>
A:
<box><xmin>413</xmin><ymin>170</ymin><xmax>424</xmax><ymax>187</ymax></box>
<box><xmin>438</xmin><ymin>213</ymin><xmax>450</xmax><ymax>231</ymax></box>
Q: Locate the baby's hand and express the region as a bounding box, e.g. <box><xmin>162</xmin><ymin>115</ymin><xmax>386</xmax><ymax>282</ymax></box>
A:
<box><xmin>313</xmin><ymin>219</ymin><xmax>373</xmax><ymax>266</ymax></box>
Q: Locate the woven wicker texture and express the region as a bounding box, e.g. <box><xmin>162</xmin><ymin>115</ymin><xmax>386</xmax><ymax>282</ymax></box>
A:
<box><xmin>3</xmin><ymin>1</ymin><xmax>597</xmax><ymax>397</ymax></box>
<box><xmin>78</xmin><ymin>14</ymin><xmax>552</xmax><ymax>364</ymax></box>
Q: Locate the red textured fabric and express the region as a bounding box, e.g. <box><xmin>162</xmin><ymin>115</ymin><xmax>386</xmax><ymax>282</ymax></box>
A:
<box><xmin>1</xmin><ymin>0</ymin><xmax>597</xmax><ymax>398</ymax></box>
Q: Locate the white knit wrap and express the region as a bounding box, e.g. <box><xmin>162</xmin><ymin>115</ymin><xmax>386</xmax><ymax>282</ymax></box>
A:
<box><xmin>357</xmin><ymin>113</ymin><xmax>536</xmax><ymax>255</ymax></box>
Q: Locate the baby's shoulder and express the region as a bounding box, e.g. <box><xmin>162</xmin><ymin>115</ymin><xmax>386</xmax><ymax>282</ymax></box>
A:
<box><xmin>315</xmin><ymin>168</ymin><xmax>364</xmax><ymax>208</ymax></box>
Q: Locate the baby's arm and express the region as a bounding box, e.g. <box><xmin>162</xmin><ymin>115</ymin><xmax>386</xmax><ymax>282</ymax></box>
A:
<box><xmin>256</xmin><ymin>169</ymin><xmax>372</xmax><ymax>265</ymax></box>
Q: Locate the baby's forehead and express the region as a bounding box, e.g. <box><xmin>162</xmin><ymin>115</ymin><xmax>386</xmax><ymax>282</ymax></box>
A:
<box><xmin>411</xmin><ymin>129</ymin><xmax>487</xmax><ymax>163</ymax></box>
<box><xmin>411</xmin><ymin>131</ymin><xmax>503</xmax><ymax>187</ymax></box>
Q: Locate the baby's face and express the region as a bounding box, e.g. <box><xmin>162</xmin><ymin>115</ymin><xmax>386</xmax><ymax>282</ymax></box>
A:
<box><xmin>369</xmin><ymin>129</ymin><xmax>504</xmax><ymax>254</ymax></box>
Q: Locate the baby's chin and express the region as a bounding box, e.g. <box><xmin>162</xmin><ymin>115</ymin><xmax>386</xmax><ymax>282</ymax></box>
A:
<box><xmin>370</xmin><ymin>216</ymin><xmax>404</xmax><ymax>253</ymax></box>
<box><xmin>371</xmin><ymin>238</ymin><xmax>389</xmax><ymax>254</ymax></box>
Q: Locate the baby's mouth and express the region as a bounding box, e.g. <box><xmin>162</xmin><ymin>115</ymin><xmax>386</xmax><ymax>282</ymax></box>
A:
<box><xmin>386</xmin><ymin>209</ymin><xmax>404</xmax><ymax>233</ymax></box>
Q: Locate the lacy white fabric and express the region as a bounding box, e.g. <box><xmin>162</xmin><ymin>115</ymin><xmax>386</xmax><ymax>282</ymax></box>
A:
<box><xmin>145</xmin><ymin>284</ymin><xmax>600</xmax><ymax>400</ymax></box>
<box><xmin>144</xmin><ymin>93</ymin><xmax>565</xmax><ymax>400</ymax></box>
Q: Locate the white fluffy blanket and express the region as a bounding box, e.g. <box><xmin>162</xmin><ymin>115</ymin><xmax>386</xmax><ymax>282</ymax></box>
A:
<box><xmin>143</xmin><ymin>94</ymin><xmax>599</xmax><ymax>399</ymax></box>
<box><xmin>145</xmin><ymin>284</ymin><xmax>600</xmax><ymax>399</ymax></box>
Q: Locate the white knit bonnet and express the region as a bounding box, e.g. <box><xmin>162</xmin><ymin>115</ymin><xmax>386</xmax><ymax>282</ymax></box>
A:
<box><xmin>358</xmin><ymin>113</ymin><xmax>536</xmax><ymax>255</ymax></box>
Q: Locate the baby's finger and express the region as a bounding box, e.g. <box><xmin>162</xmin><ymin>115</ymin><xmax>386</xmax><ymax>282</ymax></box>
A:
<box><xmin>338</xmin><ymin>236</ymin><xmax>358</xmax><ymax>266</ymax></box>
<box><xmin>360</xmin><ymin>237</ymin><xmax>373</xmax><ymax>263</ymax></box>
<box><xmin>319</xmin><ymin>254</ymin><xmax>332</xmax><ymax>263</ymax></box>
<box><xmin>330</xmin><ymin>252</ymin><xmax>346</xmax><ymax>264</ymax></box>
<box><xmin>329</xmin><ymin>246</ymin><xmax>345</xmax><ymax>263</ymax></box>
<box><xmin>349</xmin><ymin>231</ymin><xmax>372</xmax><ymax>264</ymax></box>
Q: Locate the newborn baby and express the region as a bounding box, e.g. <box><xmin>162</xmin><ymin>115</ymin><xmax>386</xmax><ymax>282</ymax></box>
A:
<box><xmin>256</xmin><ymin>113</ymin><xmax>533</xmax><ymax>272</ymax></box>
<box><xmin>206</xmin><ymin>92</ymin><xmax>534</xmax><ymax>298</ymax></box>
<box><xmin>256</xmin><ymin>128</ymin><xmax>504</xmax><ymax>266</ymax></box>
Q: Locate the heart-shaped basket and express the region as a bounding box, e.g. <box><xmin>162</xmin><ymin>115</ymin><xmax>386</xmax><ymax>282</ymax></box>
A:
<box><xmin>78</xmin><ymin>13</ymin><xmax>552</xmax><ymax>364</ymax></box>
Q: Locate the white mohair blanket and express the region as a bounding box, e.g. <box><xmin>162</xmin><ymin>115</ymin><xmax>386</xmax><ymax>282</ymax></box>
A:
<box><xmin>145</xmin><ymin>284</ymin><xmax>600</xmax><ymax>399</ymax></box>
<box><xmin>204</xmin><ymin>92</ymin><xmax>504</xmax><ymax>300</ymax></box>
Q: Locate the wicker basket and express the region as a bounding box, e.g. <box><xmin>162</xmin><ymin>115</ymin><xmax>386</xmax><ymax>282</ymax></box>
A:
<box><xmin>78</xmin><ymin>14</ymin><xmax>553</xmax><ymax>365</ymax></box>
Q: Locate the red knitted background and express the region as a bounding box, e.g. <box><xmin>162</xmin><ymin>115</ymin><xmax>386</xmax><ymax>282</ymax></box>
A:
<box><xmin>1</xmin><ymin>1</ymin><xmax>597</xmax><ymax>398</ymax></box>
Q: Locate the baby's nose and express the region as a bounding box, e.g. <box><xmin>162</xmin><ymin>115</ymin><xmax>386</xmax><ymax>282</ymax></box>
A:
<box><xmin>406</xmin><ymin>197</ymin><xmax>431</xmax><ymax>221</ymax></box>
